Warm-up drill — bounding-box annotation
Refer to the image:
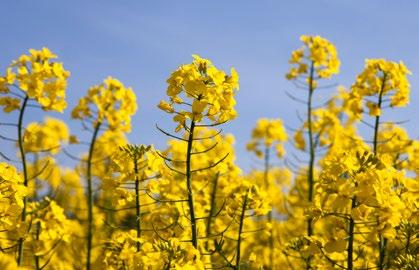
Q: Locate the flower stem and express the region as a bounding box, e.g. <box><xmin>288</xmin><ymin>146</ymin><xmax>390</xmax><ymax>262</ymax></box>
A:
<box><xmin>373</xmin><ymin>75</ymin><xmax>386</xmax><ymax>270</ymax></box>
<box><xmin>236</xmin><ymin>190</ymin><xmax>249</xmax><ymax>270</ymax></box>
<box><xmin>306</xmin><ymin>61</ymin><xmax>315</xmax><ymax>270</ymax></box>
<box><xmin>86</xmin><ymin>122</ymin><xmax>101</xmax><ymax>270</ymax></box>
<box><xmin>206</xmin><ymin>172</ymin><xmax>219</xmax><ymax>238</ymax></box>
<box><xmin>373</xmin><ymin>75</ymin><xmax>385</xmax><ymax>155</ymax></box>
<box><xmin>17</xmin><ymin>95</ymin><xmax>29</xmax><ymax>266</ymax></box>
<box><xmin>307</xmin><ymin>61</ymin><xmax>315</xmax><ymax>233</ymax></box>
<box><xmin>186</xmin><ymin>120</ymin><xmax>198</xmax><ymax>248</ymax></box>
<box><xmin>206</xmin><ymin>172</ymin><xmax>219</xmax><ymax>267</ymax></box>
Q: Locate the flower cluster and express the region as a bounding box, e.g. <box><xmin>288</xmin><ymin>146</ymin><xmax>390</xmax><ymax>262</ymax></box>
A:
<box><xmin>247</xmin><ymin>118</ymin><xmax>288</xmax><ymax>158</ymax></box>
<box><xmin>0</xmin><ymin>163</ymin><xmax>26</xmax><ymax>228</ymax></box>
<box><xmin>158</xmin><ymin>55</ymin><xmax>239</xmax><ymax>131</ymax></box>
<box><xmin>0</xmin><ymin>47</ymin><xmax>70</xmax><ymax>112</ymax></box>
<box><xmin>72</xmin><ymin>77</ymin><xmax>137</xmax><ymax>132</ymax></box>
<box><xmin>30</xmin><ymin>199</ymin><xmax>72</xmax><ymax>257</ymax></box>
<box><xmin>23</xmin><ymin>117</ymin><xmax>74</xmax><ymax>154</ymax></box>
<box><xmin>352</xmin><ymin>59</ymin><xmax>411</xmax><ymax>115</ymax></box>
<box><xmin>286</xmin><ymin>35</ymin><xmax>340</xmax><ymax>83</ymax></box>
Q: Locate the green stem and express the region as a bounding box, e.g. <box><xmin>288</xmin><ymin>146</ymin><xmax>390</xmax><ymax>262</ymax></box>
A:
<box><xmin>306</xmin><ymin>62</ymin><xmax>315</xmax><ymax>270</ymax></box>
<box><xmin>206</xmin><ymin>172</ymin><xmax>219</xmax><ymax>238</ymax></box>
<box><xmin>236</xmin><ymin>190</ymin><xmax>249</xmax><ymax>270</ymax></box>
<box><xmin>17</xmin><ymin>95</ymin><xmax>29</xmax><ymax>265</ymax></box>
<box><xmin>373</xmin><ymin>76</ymin><xmax>385</xmax><ymax>155</ymax></box>
<box><xmin>373</xmin><ymin>75</ymin><xmax>386</xmax><ymax>270</ymax></box>
<box><xmin>134</xmin><ymin>156</ymin><xmax>141</xmax><ymax>252</ymax></box>
<box><xmin>307</xmin><ymin>61</ymin><xmax>315</xmax><ymax>234</ymax></box>
<box><xmin>86</xmin><ymin>122</ymin><xmax>101</xmax><ymax>270</ymax></box>
<box><xmin>206</xmin><ymin>172</ymin><xmax>219</xmax><ymax>268</ymax></box>
<box><xmin>186</xmin><ymin>120</ymin><xmax>198</xmax><ymax>248</ymax></box>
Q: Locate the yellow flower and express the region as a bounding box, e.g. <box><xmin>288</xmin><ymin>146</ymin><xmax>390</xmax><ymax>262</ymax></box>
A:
<box><xmin>23</xmin><ymin>117</ymin><xmax>70</xmax><ymax>154</ymax></box>
<box><xmin>158</xmin><ymin>55</ymin><xmax>239</xmax><ymax>131</ymax></box>
<box><xmin>324</xmin><ymin>238</ymin><xmax>347</xmax><ymax>253</ymax></box>
<box><xmin>0</xmin><ymin>254</ymin><xmax>23</xmax><ymax>270</ymax></box>
<box><xmin>157</xmin><ymin>100</ymin><xmax>174</xmax><ymax>113</ymax></box>
<box><xmin>294</xmin><ymin>128</ymin><xmax>305</xmax><ymax>150</ymax></box>
<box><xmin>352</xmin><ymin>59</ymin><xmax>411</xmax><ymax>108</ymax></box>
<box><xmin>0</xmin><ymin>48</ymin><xmax>70</xmax><ymax>112</ymax></box>
<box><xmin>0</xmin><ymin>96</ymin><xmax>20</xmax><ymax>113</ymax></box>
<box><xmin>247</xmin><ymin>118</ymin><xmax>288</xmax><ymax>159</ymax></box>
<box><xmin>286</xmin><ymin>35</ymin><xmax>340</xmax><ymax>84</ymax></box>
<box><xmin>0</xmin><ymin>163</ymin><xmax>26</xmax><ymax>228</ymax></box>
<box><xmin>72</xmin><ymin>77</ymin><xmax>137</xmax><ymax>132</ymax></box>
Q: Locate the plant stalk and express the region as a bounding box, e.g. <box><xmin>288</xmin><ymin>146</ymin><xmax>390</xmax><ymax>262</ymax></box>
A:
<box><xmin>306</xmin><ymin>62</ymin><xmax>315</xmax><ymax>270</ymax></box>
<box><xmin>186</xmin><ymin>120</ymin><xmax>198</xmax><ymax>248</ymax></box>
<box><xmin>86</xmin><ymin>122</ymin><xmax>101</xmax><ymax>270</ymax></box>
<box><xmin>17</xmin><ymin>95</ymin><xmax>29</xmax><ymax>265</ymax></box>
<box><xmin>235</xmin><ymin>190</ymin><xmax>249</xmax><ymax>270</ymax></box>
<box><xmin>373</xmin><ymin>75</ymin><xmax>386</xmax><ymax>270</ymax></box>
<box><xmin>307</xmin><ymin>61</ymin><xmax>315</xmax><ymax>236</ymax></box>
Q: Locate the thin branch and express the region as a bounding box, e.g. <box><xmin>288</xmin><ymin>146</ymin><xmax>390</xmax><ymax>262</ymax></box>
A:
<box><xmin>0</xmin><ymin>151</ymin><xmax>20</xmax><ymax>163</ymax></box>
<box><xmin>28</xmin><ymin>159</ymin><xmax>51</xmax><ymax>180</ymax></box>
<box><xmin>191</xmin><ymin>153</ymin><xmax>229</xmax><ymax>173</ymax></box>
<box><xmin>62</xmin><ymin>148</ymin><xmax>86</xmax><ymax>162</ymax></box>
<box><xmin>195</xmin><ymin>120</ymin><xmax>228</xmax><ymax>127</ymax></box>
<box><xmin>193</xmin><ymin>129</ymin><xmax>222</xmax><ymax>141</ymax></box>
<box><xmin>0</xmin><ymin>122</ymin><xmax>18</xmax><ymax>127</ymax></box>
<box><xmin>0</xmin><ymin>133</ymin><xmax>17</xmax><ymax>142</ymax></box>
<box><xmin>155</xmin><ymin>151</ymin><xmax>186</xmax><ymax>163</ymax></box>
<box><xmin>156</xmin><ymin>124</ymin><xmax>188</xmax><ymax>141</ymax></box>
<box><xmin>285</xmin><ymin>90</ymin><xmax>307</xmax><ymax>105</ymax></box>
<box><xmin>191</xmin><ymin>142</ymin><xmax>219</xmax><ymax>155</ymax></box>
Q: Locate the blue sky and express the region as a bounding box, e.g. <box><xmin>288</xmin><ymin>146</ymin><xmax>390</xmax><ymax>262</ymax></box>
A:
<box><xmin>1</xmin><ymin>1</ymin><xmax>418</xmax><ymax>170</ymax></box>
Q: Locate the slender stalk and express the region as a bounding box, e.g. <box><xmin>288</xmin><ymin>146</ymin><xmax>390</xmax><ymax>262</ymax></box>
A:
<box><xmin>17</xmin><ymin>95</ymin><xmax>29</xmax><ymax>265</ymax></box>
<box><xmin>373</xmin><ymin>75</ymin><xmax>385</xmax><ymax>155</ymax></box>
<box><xmin>373</xmin><ymin>75</ymin><xmax>386</xmax><ymax>270</ymax></box>
<box><xmin>206</xmin><ymin>172</ymin><xmax>219</xmax><ymax>268</ymax></box>
<box><xmin>236</xmin><ymin>190</ymin><xmax>249</xmax><ymax>270</ymax></box>
<box><xmin>134</xmin><ymin>156</ymin><xmax>141</xmax><ymax>252</ymax></box>
<box><xmin>347</xmin><ymin>196</ymin><xmax>356</xmax><ymax>270</ymax></box>
<box><xmin>86</xmin><ymin>122</ymin><xmax>101</xmax><ymax>270</ymax></box>
<box><xmin>264</xmin><ymin>146</ymin><xmax>274</xmax><ymax>270</ymax></box>
<box><xmin>307</xmin><ymin>61</ymin><xmax>315</xmax><ymax>234</ymax></box>
<box><xmin>206</xmin><ymin>172</ymin><xmax>220</xmax><ymax>237</ymax></box>
<box><xmin>186</xmin><ymin>120</ymin><xmax>198</xmax><ymax>248</ymax></box>
<box><xmin>306</xmin><ymin>62</ymin><xmax>315</xmax><ymax>270</ymax></box>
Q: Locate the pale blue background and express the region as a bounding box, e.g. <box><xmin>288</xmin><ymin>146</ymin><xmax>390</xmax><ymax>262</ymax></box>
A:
<box><xmin>1</xmin><ymin>1</ymin><xmax>418</xmax><ymax>171</ymax></box>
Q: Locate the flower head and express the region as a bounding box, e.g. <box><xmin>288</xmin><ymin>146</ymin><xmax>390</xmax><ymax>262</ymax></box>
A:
<box><xmin>0</xmin><ymin>47</ymin><xmax>70</xmax><ymax>112</ymax></box>
<box><xmin>72</xmin><ymin>77</ymin><xmax>137</xmax><ymax>132</ymax></box>
<box><xmin>286</xmin><ymin>35</ymin><xmax>340</xmax><ymax>84</ymax></box>
<box><xmin>352</xmin><ymin>59</ymin><xmax>411</xmax><ymax>110</ymax></box>
<box><xmin>247</xmin><ymin>118</ymin><xmax>288</xmax><ymax>158</ymax></box>
<box><xmin>158</xmin><ymin>55</ymin><xmax>239</xmax><ymax>131</ymax></box>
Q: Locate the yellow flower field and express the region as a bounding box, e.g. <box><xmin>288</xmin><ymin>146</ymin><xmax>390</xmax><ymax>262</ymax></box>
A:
<box><xmin>0</xmin><ymin>36</ymin><xmax>417</xmax><ymax>270</ymax></box>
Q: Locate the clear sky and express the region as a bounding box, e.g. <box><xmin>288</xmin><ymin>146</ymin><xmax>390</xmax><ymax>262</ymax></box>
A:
<box><xmin>1</xmin><ymin>1</ymin><xmax>418</xmax><ymax>170</ymax></box>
